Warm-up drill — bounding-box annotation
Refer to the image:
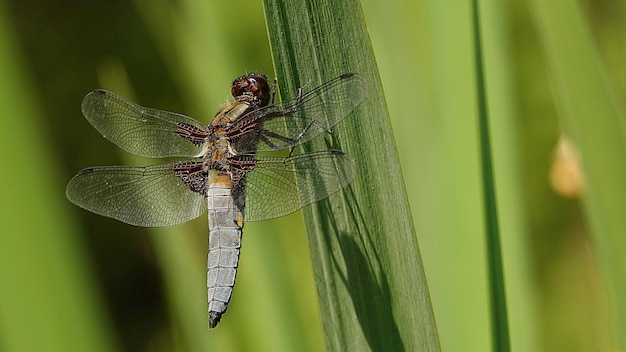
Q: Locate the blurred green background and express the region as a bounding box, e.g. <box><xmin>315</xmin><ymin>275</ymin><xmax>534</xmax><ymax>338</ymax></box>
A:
<box><xmin>0</xmin><ymin>0</ymin><xmax>623</xmax><ymax>351</ymax></box>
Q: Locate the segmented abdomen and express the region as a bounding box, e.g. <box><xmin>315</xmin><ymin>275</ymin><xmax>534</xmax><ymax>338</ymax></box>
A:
<box><xmin>206</xmin><ymin>181</ymin><xmax>244</xmax><ymax>328</ymax></box>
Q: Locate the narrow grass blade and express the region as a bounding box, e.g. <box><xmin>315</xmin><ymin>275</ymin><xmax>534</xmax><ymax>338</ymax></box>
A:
<box><xmin>472</xmin><ymin>1</ymin><xmax>510</xmax><ymax>351</ymax></box>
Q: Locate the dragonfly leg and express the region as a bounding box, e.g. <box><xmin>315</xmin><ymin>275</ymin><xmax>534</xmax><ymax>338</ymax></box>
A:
<box><xmin>294</xmin><ymin>78</ymin><xmax>313</xmax><ymax>106</ymax></box>
<box><xmin>270</xmin><ymin>77</ymin><xmax>278</xmax><ymax>105</ymax></box>
<box><xmin>260</xmin><ymin>129</ymin><xmax>297</xmax><ymax>149</ymax></box>
<box><xmin>292</xmin><ymin>120</ymin><xmax>333</xmax><ymax>144</ymax></box>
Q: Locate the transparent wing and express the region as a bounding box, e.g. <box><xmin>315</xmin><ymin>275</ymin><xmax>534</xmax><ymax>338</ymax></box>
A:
<box><xmin>232</xmin><ymin>73</ymin><xmax>366</xmax><ymax>153</ymax></box>
<box><xmin>66</xmin><ymin>160</ymin><xmax>207</xmax><ymax>227</ymax></box>
<box><xmin>81</xmin><ymin>90</ymin><xmax>208</xmax><ymax>158</ymax></box>
<box><xmin>243</xmin><ymin>150</ymin><xmax>356</xmax><ymax>221</ymax></box>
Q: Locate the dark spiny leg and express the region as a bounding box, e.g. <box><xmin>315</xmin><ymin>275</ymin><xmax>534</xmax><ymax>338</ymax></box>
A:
<box><xmin>270</xmin><ymin>77</ymin><xmax>278</xmax><ymax>105</ymax></box>
<box><xmin>261</xmin><ymin>129</ymin><xmax>297</xmax><ymax>147</ymax></box>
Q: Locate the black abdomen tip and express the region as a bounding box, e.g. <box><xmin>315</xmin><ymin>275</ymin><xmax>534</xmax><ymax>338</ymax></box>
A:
<box><xmin>209</xmin><ymin>311</ymin><xmax>222</xmax><ymax>329</ymax></box>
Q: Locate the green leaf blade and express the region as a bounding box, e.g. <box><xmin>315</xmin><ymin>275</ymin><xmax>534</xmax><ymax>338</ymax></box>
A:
<box><xmin>263</xmin><ymin>0</ymin><xmax>441</xmax><ymax>350</ymax></box>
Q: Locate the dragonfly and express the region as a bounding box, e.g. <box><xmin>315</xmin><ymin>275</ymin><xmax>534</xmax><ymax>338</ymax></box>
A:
<box><xmin>66</xmin><ymin>72</ymin><xmax>365</xmax><ymax>328</ymax></box>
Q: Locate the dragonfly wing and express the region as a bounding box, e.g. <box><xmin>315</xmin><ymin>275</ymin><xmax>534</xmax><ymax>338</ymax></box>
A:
<box><xmin>232</xmin><ymin>73</ymin><xmax>366</xmax><ymax>153</ymax></box>
<box><xmin>242</xmin><ymin>150</ymin><xmax>356</xmax><ymax>222</ymax></box>
<box><xmin>81</xmin><ymin>90</ymin><xmax>208</xmax><ymax>158</ymax></box>
<box><xmin>66</xmin><ymin>160</ymin><xmax>207</xmax><ymax>227</ymax></box>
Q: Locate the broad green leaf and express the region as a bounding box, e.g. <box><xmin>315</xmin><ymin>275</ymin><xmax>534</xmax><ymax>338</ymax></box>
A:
<box><xmin>263</xmin><ymin>0</ymin><xmax>440</xmax><ymax>350</ymax></box>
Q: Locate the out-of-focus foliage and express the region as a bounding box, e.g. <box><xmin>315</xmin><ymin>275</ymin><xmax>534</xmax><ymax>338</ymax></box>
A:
<box><xmin>0</xmin><ymin>0</ymin><xmax>623</xmax><ymax>351</ymax></box>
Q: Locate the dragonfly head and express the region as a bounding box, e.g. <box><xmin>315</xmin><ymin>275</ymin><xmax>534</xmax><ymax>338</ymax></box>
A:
<box><xmin>231</xmin><ymin>73</ymin><xmax>271</xmax><ymax>107</ymax></box>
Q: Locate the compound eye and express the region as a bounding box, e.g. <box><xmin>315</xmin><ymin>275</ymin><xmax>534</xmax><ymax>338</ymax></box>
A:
<box><xmin>231</xmin><ymin>73</ymin><xmax>270</xmax><ymax>105</ymax></box>
<box><xmin>231</xmin><ymin>76</ymin><xmax>248</xmax><ymax>98</ymax></box>
<box><xmin>248</xmin><ymin>78</ymin><xmax>259</xmax><ymax>94</ymax></box>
